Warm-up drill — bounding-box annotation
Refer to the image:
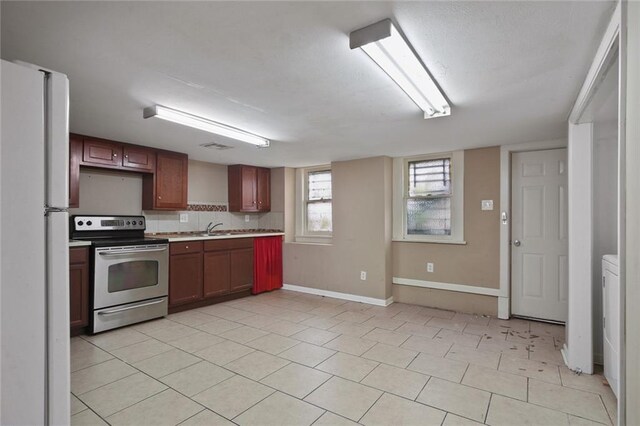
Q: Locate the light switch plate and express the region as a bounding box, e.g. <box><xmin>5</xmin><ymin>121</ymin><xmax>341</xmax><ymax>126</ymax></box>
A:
<box><xmin>481</xmin><ymin>200</ymin><xmax>494</xmax><ymax>211</ymax></box>
<box><xmin>245</xmin><ymin>215</ymin><xmax>250</xmax><ymax>222</ymax></box>
<box><xmin>179</xmin><ymin>213</ymin><xmax>188</xmax><ymax>223</ymax></box>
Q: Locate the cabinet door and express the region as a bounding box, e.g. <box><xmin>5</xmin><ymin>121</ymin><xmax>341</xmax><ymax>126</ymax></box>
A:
<box><xmin>155</xmin><ymin>152</ymin><xmax>188</xmax><ymax>210</ymax></box>
<box><xmin>257</xmin><ymin>167</ymin><xmax>270</xmax><ymax>212</ymax></box>
<box><xmin>69</xmin><ymin>248</ymin><xmax>89</xmax><ymax>328</ymax></box>
<box><xmin>83</xmin><ymin>138</ymin><xmax>122</xmax><ymax>167</ymax></box>
<box><xmin>203</xmin><ymin>251</ymin><xmax>230</xmax><ymax>298</ymax></box>
<box><xmin>69</xmin><ymin>134</ymin><xmax>83</xmax><ymax>208</ymax></box>
<box><xmin>229</xmin><ymin>248</ymin><xmax>254</xmax><ymax>293</ymax></box>
<box><xmin>169</xmin><ymin>253</ymin><xmax>203</xmax><ymax>306</ymax></box>
<box><xmin>123</xmin><ymin>145</ymin><xmax>156</xmax><ymax>172</ymax></box>
<box><xmin>241</xmin><ymin>166</ymin><xmax>258</xmax><ymax>211</ymax></box>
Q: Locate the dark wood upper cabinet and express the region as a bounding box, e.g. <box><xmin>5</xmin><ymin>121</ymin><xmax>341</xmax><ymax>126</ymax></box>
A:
<box><xmin>69</xmin><ymin>134</ymin><xmax>82</xmax><ymax>208</ymax></box>
<box><xmin>228</xmin><ymin>165</ymin><xmax>270</xmax><ymax>213</ymax></box>
<box><xmin>143</xmin><ymin>151</ymin><xmax>188</xmax><ymax>210</ymax></box>
<box><xmin>69</xmin><ymin>133</ymin><xmax>189</xmax><ymax>211</ymax></box>
<box><xmin>69</xmin><ymin>247</ymin><xmax>89</xmax><ymax>329</ymax></box>
<box><xmin>122</xmin><ymin>145</ymin><xmax>156</xmax><ymax>172</ymax></box>
<box><xmin>257</xmin><ymin>167</ymin><xmax>271</xmax><ymax>212</ymax></box>
<box><xmin>83</xmin><ymin>138</ymin><xmax>123</xmax><ymax>167</ymax></box>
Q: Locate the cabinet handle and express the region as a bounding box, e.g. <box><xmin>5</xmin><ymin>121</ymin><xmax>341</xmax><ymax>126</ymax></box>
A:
<box><xmin>158</xmin><ymin>196</ymin><xmax>162</xmax><ymax>199</ymax></box>
<box><xmin>125</xmin><ymin>154</ymin><xmax>128</xmax><ymax>158</ymax></box>
<box><xmin>113</xmin><ymin>153</ymin><xmax>117</xmax><ymax>158</ymax></box>
<box><xmin>185</xmin><ymin>245</ymin><xmax>189</xmax><ymax>249</ymax></box>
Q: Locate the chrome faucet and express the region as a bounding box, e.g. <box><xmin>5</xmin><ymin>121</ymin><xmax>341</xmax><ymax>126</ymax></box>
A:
<box><xmin>206</xmin><ymin>222</ymin><xmax>224</xmax><ymax>234</ymax></box>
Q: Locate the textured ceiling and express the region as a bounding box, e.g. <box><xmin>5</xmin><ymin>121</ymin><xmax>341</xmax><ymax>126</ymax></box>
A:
<box><xmin>1</xmin><ymin>1</ymin><xmax>615</xmax><ymax>167</ymax></box>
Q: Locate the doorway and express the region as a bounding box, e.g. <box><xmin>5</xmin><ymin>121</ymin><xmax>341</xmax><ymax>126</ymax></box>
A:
<box><xmin>510</xmin><ymin>148</ymin><xmax>568</xmax><ymax>323</ymax></box>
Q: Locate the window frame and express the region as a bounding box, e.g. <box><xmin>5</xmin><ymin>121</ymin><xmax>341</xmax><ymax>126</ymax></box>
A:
<box><xmin>295</xmin><ymin>165</ymin><xmax>333</xmax><ymax>244</ymax></box>
<box><xmin>393</xmin><ymin>151</ymin><xmax>465</xmax><ymax>244</ymax></box>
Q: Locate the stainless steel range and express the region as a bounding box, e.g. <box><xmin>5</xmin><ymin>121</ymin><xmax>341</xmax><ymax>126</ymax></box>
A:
<box><xmin>70</xmin><ymin>215</ymin><xmax>169</xmax><ymax>333</ymax></box>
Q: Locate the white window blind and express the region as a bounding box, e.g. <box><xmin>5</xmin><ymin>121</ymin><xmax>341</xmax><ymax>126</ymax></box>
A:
<box><xmin>306</xmin><ymin>169</ymin><xmax>332</xmax><ymax>233</ymax></box>
<box><xmin>406</xmin><ymin>158</ymin><xmax>452</xmax><ymax>236</ymax></box>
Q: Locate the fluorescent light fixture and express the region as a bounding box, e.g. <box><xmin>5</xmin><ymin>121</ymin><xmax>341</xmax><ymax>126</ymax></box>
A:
<box><xmin>350</xmin><ymin>19</ymin><xmax>451</xmax><ymax>119</ymax></box>
<box><xmin>143</xmin><ymin>105</ymin><xmax>270</xmax><ymax>147</ymax></box>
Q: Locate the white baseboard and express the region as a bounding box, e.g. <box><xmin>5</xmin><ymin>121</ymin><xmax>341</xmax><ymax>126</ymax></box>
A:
<box><xmin>282</xmin><ymin>284</ymin><xmax>394</xmax><ymax>307</ymax></box>
<box><xmin>393</xmin><ymin>277</ymin><xmax>501</xmax><ymax>297</ymax></box>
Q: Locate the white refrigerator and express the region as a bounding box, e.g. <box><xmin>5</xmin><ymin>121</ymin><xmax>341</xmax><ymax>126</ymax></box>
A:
<box><xmin>1</xmin><ymin>59</ymin><xmax>70</xmax><ymax>425</ymax></box>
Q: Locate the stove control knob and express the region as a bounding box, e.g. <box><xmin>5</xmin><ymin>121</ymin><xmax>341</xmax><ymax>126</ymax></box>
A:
<box><xmin>126</xmin><ymin>221</ymin><xmax>130</xmax><ymax>225</ymax></box>
<box><xmin>77</xmin><ymin>221</ymin><xmax>84</xmax><ymax>226</ymax></box>
<box><xmin>86</xmin><ymin>221</ymin><xmax>92</xmax><ymax>226</ymax></box>
<box><xmin>138</xmin><ymin>220</ymin><xmax>143</xmax><ymax>225</ymax></box>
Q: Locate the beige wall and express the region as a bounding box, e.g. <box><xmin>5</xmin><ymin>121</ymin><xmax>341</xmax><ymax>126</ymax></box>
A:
<box><xmin>70</xmin><ymin>169</ymin><xmax>143</xmax><ymax>215</ymax></box>
<box><xmin>392</xmin><ymin>146</ymin><xmax>501</xmax><ymax>314</ymax></box>
<box><xmin>269</xmin><ymin>167</ymin><xmax>285</xmax><ymax>213</ymax></box>
<box><xmin>187</xmin><ymin>159</ymin><xmax>227</xmax><ymax>203</ymax></box>
<box><xmin>393</xmin><ymin>286</ymin><xmax>497</xmax><ymax>316</ymax></box>
<box><xmin>283</xmin><ymin>167</ymin><xmax>296</xmax><ymax>242</ymax></box>
<box><xmin>283</xmin><ymin>156</ymin><xmax>393</xmax><ymax>301</ymax></box>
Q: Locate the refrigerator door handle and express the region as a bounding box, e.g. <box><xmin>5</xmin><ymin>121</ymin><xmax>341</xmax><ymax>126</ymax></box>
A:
<box><xmin>44</xmin><ymin>206</ymin><xmax>69</xmax><ymax>216</ymax></box>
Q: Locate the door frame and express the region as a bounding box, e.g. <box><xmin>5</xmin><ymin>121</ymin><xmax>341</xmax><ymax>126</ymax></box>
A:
<box><xmin>564</xmin><ymin>2</ymin><xmax>625</xmax><ymax>423</ymax></box>
<box><xmin>498</xmin><ymin>139</ymin><xmax>567</xmax><ymax>320</ymax></box>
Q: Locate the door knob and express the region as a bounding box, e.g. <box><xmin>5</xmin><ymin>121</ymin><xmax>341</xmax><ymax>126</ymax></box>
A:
<box><xmin>513</xmin><ymin>239</ymin><xmax>521</xmax><ymax>247</ymax></box>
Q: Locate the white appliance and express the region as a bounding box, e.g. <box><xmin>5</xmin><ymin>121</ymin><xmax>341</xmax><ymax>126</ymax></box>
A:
<box><xmin>1</xmin><ymin>60</ymin><xmax>70</xmax><ymax>425</ymax></box>
<box><xmin>602</xmin><ymin>254</ymin><xmax>620</xmax><ymax>398</ymax></box>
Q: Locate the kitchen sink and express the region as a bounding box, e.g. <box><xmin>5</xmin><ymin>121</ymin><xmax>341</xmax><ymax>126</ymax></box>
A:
<box><xmin>194</xmin><ymin>231</ymin><xmax>249</xmax><ymax>237</ymax></box>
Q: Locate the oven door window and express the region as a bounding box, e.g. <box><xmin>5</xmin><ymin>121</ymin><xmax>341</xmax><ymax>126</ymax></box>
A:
<box><xmin>108</xmin><ymin>260</ymin><xmax>159</xmax><ymax>293</ymax></box>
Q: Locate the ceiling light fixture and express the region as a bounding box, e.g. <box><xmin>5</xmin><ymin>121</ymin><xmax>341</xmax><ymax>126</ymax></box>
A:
<box><xmin>350</xmin><ymin>19</ymin><xmax>451</xmax><ymax>119</ymax></box>
<box><xmin>143</xmin><ymin>105</ymin><xmax>270</xmax><ymax>147</ymax></box>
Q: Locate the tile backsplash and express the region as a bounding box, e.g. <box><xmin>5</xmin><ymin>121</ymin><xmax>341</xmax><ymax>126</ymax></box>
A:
<box><xmin>143</xmin><ymin>209</ymin><xmax>283</xmax><ymax>234</ymax></box>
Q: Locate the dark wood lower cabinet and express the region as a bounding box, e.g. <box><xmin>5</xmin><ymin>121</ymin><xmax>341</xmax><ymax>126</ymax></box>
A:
<box><xmin>230</xmin><ymin>248</ymin><xmax>254</xmax><ymax>292</ymax></box>
<box><xmin>169</xmin><ymin>252</ymin><xmax>203</xmax><ymax>306</ymax></box>
<box><xmin>169</xmin><ymin>238</ymin><xmax>254</xmax><ymax>312</ymax></box>
<box><xmin>203</xmin><ymin>251</ymin><xmax>231</xmax><ymax>298</ymax></box>
<box><xmin>69</xmin><ymin>247</ymin><xmax>89</xmax><ymax>332</ymax></box>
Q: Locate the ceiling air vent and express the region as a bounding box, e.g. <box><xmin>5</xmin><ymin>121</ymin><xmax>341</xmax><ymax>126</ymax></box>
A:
<box><xmin>200</xmin><ymin>142</ymin><xmax>233</xmax><ymax>150</ymax></box>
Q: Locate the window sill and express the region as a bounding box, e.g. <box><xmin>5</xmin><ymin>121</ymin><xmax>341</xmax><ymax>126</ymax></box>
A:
<box><xmin>294</xmin><ymin>235</ymin><xmax>333</xmax><ymax>245</ymax></box>
<box><xmin>392</xmin><ymin>238</ymin><xmax>467</xmax><ymax>245</ymax></box>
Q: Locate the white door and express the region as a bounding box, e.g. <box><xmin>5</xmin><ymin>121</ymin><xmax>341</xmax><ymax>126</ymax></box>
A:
<box><xmin>511</xmin><ymin>149</ymin><xmax>568</xmax><ymax>322</ymax></box>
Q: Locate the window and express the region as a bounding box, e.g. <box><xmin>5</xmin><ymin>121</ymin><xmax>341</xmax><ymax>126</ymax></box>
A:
<box><xmin>295</xmin><ymin>166</ymin><xmax>332</xmax><ymax>243</ymax></box>
<box><xmin>306</xmin><ymin>169</ymin><xmax>332</xmax><ymax>233</ymax></box>
<box><xmin>406</xmin><ymin>158</ymin><xmax>451</xmax><ymax>236</ymax></box>
<box><xmin>393</xmin><ymin>151</ymin><xmax>465</xmax><ymax>243</ymax></box>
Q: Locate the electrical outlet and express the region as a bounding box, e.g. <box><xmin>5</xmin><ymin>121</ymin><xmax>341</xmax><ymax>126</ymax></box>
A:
<box><xmin>179</xmin><ymin>213</ymin><xmax>188</xmax><ymax>223</ymax></box>
<box><xmin>427</xmin><ymin>262</ymin><xmax>434</xmax><ymax>273</ymax></box>
<box><xmin>481</xmin><ymin>200</ymin><xmax>494</xmax><ymax>211</ymax></box>
<box><xmin>245</xmin><ymin>215</ymin><xmax>250</xmax><ymax>222</ymax></box>
<box><xmin>360</xmin><ymin>271</ymin><xmax>367</xmax><ymax>280</ymax></box>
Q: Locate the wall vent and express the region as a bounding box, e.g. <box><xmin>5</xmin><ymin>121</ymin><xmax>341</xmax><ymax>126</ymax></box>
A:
<box><xmin>200</xmin><ymin>142</ymin><xmax>233</xmax><ymax>150</ymax></box>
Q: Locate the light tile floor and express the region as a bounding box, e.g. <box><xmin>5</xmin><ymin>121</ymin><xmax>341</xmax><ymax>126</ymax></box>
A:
<box><xmin>70</xmin><ymin>290</ymin><xmax>617</xmax><ymax>426</ymax></box>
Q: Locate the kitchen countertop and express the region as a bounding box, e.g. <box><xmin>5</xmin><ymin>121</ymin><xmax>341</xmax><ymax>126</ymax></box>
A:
<box><xmin>69</xmin><ymin>240</ymin><xmax>92</xmax><ymax>247</ymax></box>
<box><xmin>147</xmin><ymin>230</ymin><xmax>284</xmax><ymax>243</ymax></box>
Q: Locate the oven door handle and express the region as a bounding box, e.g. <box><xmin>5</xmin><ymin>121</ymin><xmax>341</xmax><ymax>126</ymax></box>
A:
<box><xmin>98</xmin><ymin>298</ymin><xmax>165</xmax><ymax>315</ymax></box>
<box><xmin>98</xmin><ymin>247</ymin><xmax>168</xmax><ymax>256</ymax></box>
